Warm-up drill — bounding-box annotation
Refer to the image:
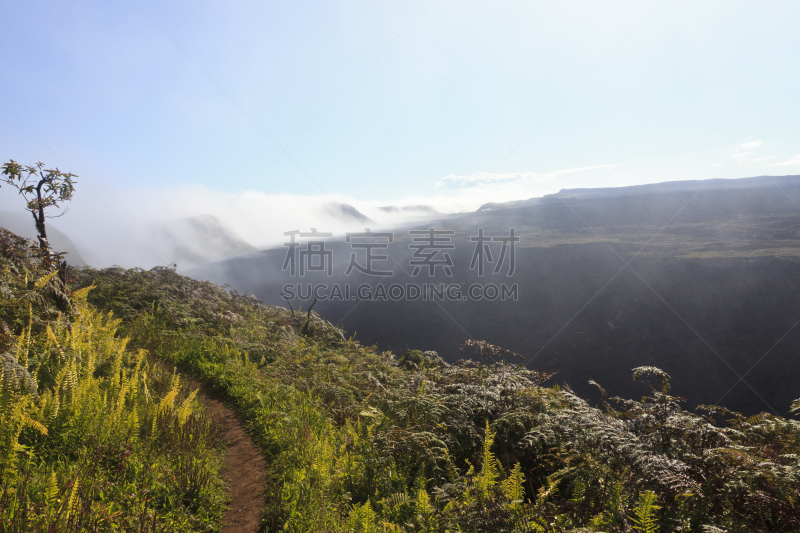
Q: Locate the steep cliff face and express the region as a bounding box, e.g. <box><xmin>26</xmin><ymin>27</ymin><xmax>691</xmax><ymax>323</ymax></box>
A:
<box><xmin>188</xmin><ymin>174</ymin><xmax>800</xmax><ymax>417</ymax></box>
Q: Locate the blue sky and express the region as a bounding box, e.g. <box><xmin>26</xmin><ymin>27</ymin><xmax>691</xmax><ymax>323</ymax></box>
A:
<box><xmin>2</xmin><ymin>0</ymin><xmax>800</xmax><ymax>263</ymax></box>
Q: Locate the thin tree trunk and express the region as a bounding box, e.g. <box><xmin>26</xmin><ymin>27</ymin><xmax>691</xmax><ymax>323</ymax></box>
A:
<box><xmin>34</xmin><ymin>180</ymin><xmax>49</xmax><ymax>252</ymax></box>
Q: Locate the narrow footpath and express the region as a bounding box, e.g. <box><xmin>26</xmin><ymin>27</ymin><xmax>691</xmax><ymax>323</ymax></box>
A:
<box><xmin>195</xmin><ymin>385</ymin><xmax>267</xmax><ymax>533</ymax></box>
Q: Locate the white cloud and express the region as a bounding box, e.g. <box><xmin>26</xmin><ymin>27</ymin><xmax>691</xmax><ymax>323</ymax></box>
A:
<box><xmin>436</xmin><ymin>164</ymin><xmax>621</xmax><ymax>189</ymax></box>
<box><xmin>776</xmin><ymin>154</ymin><xmax>800</xmax><ymax>167</ymax></box>
<box><xmin>739</xmin><ymin>140</ymin><xmax>763</xmax><ymax>151</ymax></box>
<box><xmin>35</xmin><ymin>184</ymin><xmax>494</xmax><ymax>269</ymax></box>
<box><xmin>437</xmin><ymin>171</ymin><xmax>525</xmax><ymax>188</ymax></box>
<box><xmin>726</xmin><ymin>139</ymin><xmax>764</xmax><ymax>166</ymax></box>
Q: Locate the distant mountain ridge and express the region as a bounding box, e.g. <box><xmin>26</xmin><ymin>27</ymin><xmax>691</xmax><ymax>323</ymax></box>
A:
<box><xmin>477</xmin><ymin>174</ymin><xmax>800</xmax><ymax>211</ymax></box>
<box><xmin>321</xmin><ymin>202</ymin><xmax>374</xmax><ymax>225</ymax></box>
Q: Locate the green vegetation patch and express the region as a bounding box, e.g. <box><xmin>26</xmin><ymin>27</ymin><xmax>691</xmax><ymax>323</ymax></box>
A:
<box><xmin>0</xmin><ymin>229</ymin><xmax>228</xmax><ymax>531</ymax></box>
<box><xmin>73</xmin><ymin>264</ymin><xmax>800</xmax><ymax>532</ymax></box>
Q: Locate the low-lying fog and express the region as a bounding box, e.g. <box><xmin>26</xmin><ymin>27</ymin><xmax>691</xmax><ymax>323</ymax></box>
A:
<box><xmin>0</xmin><ymin>164</ymin><xmax>629</xmax><ymax>269</ymax></box>
<box><xmin>0</xmin><ymin>184</ymin><xmax>471</xmax><ymax>270</ymax></box>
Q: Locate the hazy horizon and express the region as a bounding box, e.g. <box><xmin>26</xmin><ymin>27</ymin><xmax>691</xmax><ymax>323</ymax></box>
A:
<box><xmin>3</xmin><ymin>171</ymin><xmax>799</xmax><ymax>270</ymax></box>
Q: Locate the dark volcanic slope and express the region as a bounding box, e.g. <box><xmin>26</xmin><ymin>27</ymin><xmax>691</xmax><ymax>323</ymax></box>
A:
<box><xmin>190</xmin><ymin>175</ymin><xmax>800</xmax><ymax>416</ymax></box>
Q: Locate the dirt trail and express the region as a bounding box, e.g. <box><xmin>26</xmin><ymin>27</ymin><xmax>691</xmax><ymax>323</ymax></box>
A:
<box><xmin>194</xmin><ymin>383</ymin><xmax>266</xmax><ymax>533</ymax></box>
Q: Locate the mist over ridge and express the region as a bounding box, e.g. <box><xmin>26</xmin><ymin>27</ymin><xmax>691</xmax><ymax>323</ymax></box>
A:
<box><xmin>186</xmin><ymin>172</ymin><xmax>800</xmax><ymax>417</ymax></box>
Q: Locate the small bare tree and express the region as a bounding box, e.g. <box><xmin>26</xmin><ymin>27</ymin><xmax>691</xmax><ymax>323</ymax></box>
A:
<box><xmin>1</xmin><ymin>160</ymin><xmax>76</xmax><ymax>268</ymax></box>
<box><xmin>461</xmin><ymin>339</ymin><xmax>525</xmax><ymax>366</ymax></box>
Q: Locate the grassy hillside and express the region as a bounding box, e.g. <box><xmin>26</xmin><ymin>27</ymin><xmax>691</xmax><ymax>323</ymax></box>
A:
<box><xmin>73</xmin><ymin>263</ymin><xmax>800</xmax><ymax>531</ymax></box>
<box><xmin>0</xmin><ymin>229</ymin><xmax>227</xmax><ymax>531</ymax></box>
<box><xmin>2</xmin><ymin>225</ymin><xmax>799</xmax><ymax>531</ymax></box>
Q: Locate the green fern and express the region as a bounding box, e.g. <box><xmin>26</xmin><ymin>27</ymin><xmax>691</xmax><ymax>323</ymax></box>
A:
<box><xmin>501</xmin><ymin>462</ymin><xmax>526</xmax><ymax>510</ymax></box>
<box><xmin>348</xmin><ymin>500</ymin><xmax>379</xmax><ymax>533</ymax></box>
<box><xmin>473</xmin><ymin>420</ymin><xmax>500</xmax><ymax>499</ymax></box>
<box><xmin>631</xmin><ymin>490</ymin><xmax>661</xmax><ymax>533</ymax></box>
